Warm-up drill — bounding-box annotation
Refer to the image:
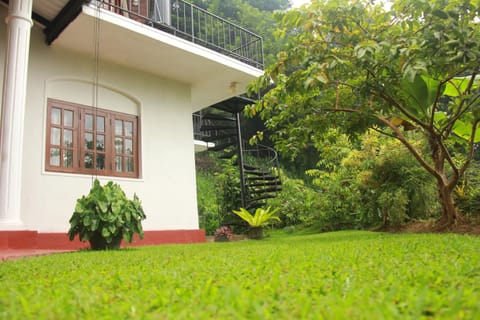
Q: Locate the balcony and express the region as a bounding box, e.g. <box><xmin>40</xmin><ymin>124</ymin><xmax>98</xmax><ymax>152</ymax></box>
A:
<box><xmin>97</xmin><ymin>0</ymin><xmax>264</xmax><ymax>69</ymax></box>
<box><xmin>42</xmin><ymin>0</ymin><xmax>264</xmax><ymax>110</ymax></box>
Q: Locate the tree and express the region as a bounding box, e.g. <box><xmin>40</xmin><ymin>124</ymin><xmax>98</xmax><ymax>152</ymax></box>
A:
<box><xmin>247</xmin><ymin>0</ymin><xmax>480</xmax><ymax>227</ymax></box>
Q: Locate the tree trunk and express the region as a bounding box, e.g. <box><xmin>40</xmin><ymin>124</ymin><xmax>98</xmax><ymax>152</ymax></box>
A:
<box><xmin>429</xmin><ymin>135</ymin><xmax>463</xmax><ymax>228</ymax></box>
<box><xmin>436</xmin><ymin>178</ymin><xmax>463</xmax><ymax>228</ymax></box>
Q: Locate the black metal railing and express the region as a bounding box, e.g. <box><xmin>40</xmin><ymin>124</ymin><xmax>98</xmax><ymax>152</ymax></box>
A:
<box><xmin>242</xmin><ymin>141</ymin><xmax>280</xmax><ymax>175</ymax></box>
<box><xmin>95</xmin><ymin>0</ymin><xmax>264</xmax><ymax>69</ymax></box>
<box><xmin>193</xmin><ymin>112</ymin><xmax>211</xmax><ymax>140</ymax></box>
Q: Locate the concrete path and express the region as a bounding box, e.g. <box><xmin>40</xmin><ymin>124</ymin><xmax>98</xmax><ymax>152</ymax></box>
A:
<box><xmin>0</xmin><ymin>249</ymin><xmax>74</xmax><ymax>262</ymax></box>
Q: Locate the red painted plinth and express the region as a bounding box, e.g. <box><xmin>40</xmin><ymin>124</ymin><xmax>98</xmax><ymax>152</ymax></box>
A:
<box><xmin>129</xmin><ymin>230</ymin><xmax>206</xmax><ymax>246</ymax></box>
<box><xmin>0</xmin><ymin>229</ymin><xmax>206</xmax><ymax>250</ymax></box>
<box><xmin>0</xmin><ymin>231</ymin><xmax>37</xmax><ymax>249</ymax></box>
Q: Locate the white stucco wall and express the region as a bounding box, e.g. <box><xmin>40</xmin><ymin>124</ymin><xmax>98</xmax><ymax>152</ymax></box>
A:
<box><xmin>0</xmin><ymin>6</ymin><xmax>200</xmax><ymax>232</ymax></box>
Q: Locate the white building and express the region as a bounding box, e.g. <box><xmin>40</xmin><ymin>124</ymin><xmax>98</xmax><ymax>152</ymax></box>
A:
<box><xmin>0</xmin><ymin>0</ymin><xmax>263</xmax><ymax>249</ymax></box>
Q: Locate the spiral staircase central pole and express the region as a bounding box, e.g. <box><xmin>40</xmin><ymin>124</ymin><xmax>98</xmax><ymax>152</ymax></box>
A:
<box><xmin>235</xmin><ymin>112</ymin><xmax>247</xmax><ymax>208</ymax></box>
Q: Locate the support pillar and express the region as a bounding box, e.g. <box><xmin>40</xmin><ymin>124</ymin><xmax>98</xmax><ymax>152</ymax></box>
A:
<box><xmin>0</xmin><ymin>0</ymin><xmax>33</xmax><ymax>229</ymax></box>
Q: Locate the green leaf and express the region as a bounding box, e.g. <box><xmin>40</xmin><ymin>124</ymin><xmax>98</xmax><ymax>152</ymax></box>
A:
<box><xmin>452</xmin><ymin>120</ymin><xmax>480</xmax><ymax>143</ymax></box>
<box><xmin>101</xmin><ymin>227</ymin><xmax>110</xmax><ymax>238</ymax></box>
<box><xmin>401</xmin><ymin>75</ymin><xmax>443</xmax><ymax>120</ymax></box>
<box><xmin>432</xmin><ymin>9</ymin><xmax>448</xmax><ymax>19</ymax></box>
<box><xmin>98</xmin><ymin>200</ymin><xmax>108</xmax><ymax>214</ymax></box>
<box><xmin>444</xmin><ymin>76</ymin><xmax>480</xmax><ymax>97</ymax></box>
<box><xmin>82</xmin><ymin>215</ymin><xmax>91</xmax><ymax>227</ymax></box>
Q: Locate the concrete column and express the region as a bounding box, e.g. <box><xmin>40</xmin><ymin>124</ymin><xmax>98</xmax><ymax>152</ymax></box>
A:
<box><xmin>0</xmin><ymin>0</ymin><xmax>33</xmax><ymax>229</ymax></box>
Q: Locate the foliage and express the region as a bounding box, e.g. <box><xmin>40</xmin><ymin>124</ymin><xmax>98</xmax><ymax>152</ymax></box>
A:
<box><xmin>214</xmin><ymin>226</ymin><xmax>234</xmax><ymax>242</ymax></box>
<box><xmin>455</xmin><ymin>160</ymin><xmax>480</xmax><ymax>216</ymax></box>
<box><xmin>305</xmin><ymin>129</ymin><xmax>438</xmax><ymax>230</ymax></box>
<box><xmin>67</xmin><ymin>179</ymin><xmax>146</xmax><ymax>249</ymax></box>
<box><xmin>377</xmin><ymin>189</ymin><xmax>409</xmax><ymax>227</ymax></box>
<box><xmin>266</xmin><ymin>171</ymin><xmax>319</xmax><ymax>227</ymax></box>
<box><xmin>1</xmin><ymin>231</ymin><xmax>480</xmax><ymax>318</ymax></box>
<box><xmin>232</xmin><ymin>206</ymin><xmax>280</xmax><ymax>227</ymax></box>
<box><xmin>196</xmin><ymin>169</ymin><xmax>221</xmax><ymax>235</ymax></box>
<box><xmin>195</xmin><ymin>153</ymin><xmax>244</xmax><ymax>234</ymax></box>
<box><xmin>213</xmin><ymin>156</ymin><xmax>244</xmax><ymax>228</ymax></box>
<box><xmin>247</xmin><ymin>0</ymin><xmax>480</xmax><ymax>225</ymax></box>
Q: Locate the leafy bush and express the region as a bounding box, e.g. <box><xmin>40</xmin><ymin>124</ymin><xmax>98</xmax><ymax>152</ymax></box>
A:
<box><xmin>214</xmin><ymin>226</ymin><xmax>233</xmax><ymax>242</ymax></box>
<box><xmin>67</xmin><ymin>179</ymin><xmax>146</xmax><ymax>250</ymax></box>
<box><xmin>377</xmin><ymin>189</ymin><xmax>409</xmax><ymax>227</ymax></box>
<box><xmin>266</xmin><ymin>172</ymin><xmax>319</xmax><ymax>227</ymax></box>
<box><xmin>305</xmin><ymin>130</ymin><xmax>439</xmax><ymax>230</ymax></box>
<box><xmin>196</xmin><ymin>171</ymin><xmax>221</xmax><ymax>235</ymax></box>
<box><xmin>455</xmin><ymin>161</ymin><xmax>480</xmax><ymax>217</ymax></box>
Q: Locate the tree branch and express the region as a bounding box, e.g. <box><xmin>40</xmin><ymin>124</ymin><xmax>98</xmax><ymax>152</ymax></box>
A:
<box><xmin>377</xmin><ymin>117</ymin><xmax>440</xmax><ymax>179</ymax></box>
<box><xmin>370</xmin><ymin>126</ymin><xmax>398</xmax><ymax>139</ymax></box>
<box><xmin>376</xmin><ymin>90</ymin><xmax>429</xmax><ymax>130</ymax></box>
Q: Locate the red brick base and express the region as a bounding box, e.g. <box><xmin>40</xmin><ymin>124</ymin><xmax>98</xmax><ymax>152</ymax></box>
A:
<box><xmin>0</xmin><ymin>229</ymin><xmax>206</xmax><ymax>250</ymax></box>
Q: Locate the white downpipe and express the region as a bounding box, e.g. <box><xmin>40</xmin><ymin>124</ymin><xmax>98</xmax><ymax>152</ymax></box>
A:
<box><xmin>0</xmin><ymin>0</ymin><xmax>33</xmax><ymax>229</ymax></box>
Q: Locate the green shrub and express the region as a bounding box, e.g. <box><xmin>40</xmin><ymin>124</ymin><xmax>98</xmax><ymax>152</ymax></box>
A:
<box><xmin>196</xmin><ymin>171</ymin><xmax>221</xmax><ymax>235</ymax></box>
<box><xmin>266</xmin><ymin>172</ymin><xmax>319</xmax><ymax>227</ymax></box>
<box><xmin>377</xmin><ymin>189</ymin><xmax>409</xmax><ymax>227</ymax></box>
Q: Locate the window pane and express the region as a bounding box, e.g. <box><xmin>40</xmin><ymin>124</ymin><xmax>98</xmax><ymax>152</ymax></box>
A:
<box><xmin>125</xmin><ymin>121</ymin><xmax>133</xmax><ymax>137</ymax></box>
<box><xmin>85</xmin><ymin>133</ymin><xmax>94</xmax><ymax>150</ymax></box>
<box><xmin>50</xmin><ymin>148</ymin><xmax>60</xmax><ymax>166</ymax></box>
<box><xmin>115</xmin><ymin>120</ymin><xmax>123</xmax><ymax>135</ymax></box>
<box><xmin>96</xmin><ymin>134</ymin><xmax>105</xmax><ymax>151</ymax></box>
<box><xmin>115</xmin><ymin>156</ymin><xmax>123</xmax><ymax>172</ymax></box>
<box><xmin>51</xmin><ymin>128</ymin><xmax>61</xmax><ymax>145</ymax></box>
<box><xmin>126</xmin><ymin>157</ymin><xmax>134</xmax><ymax>172</ymax></box>
<box><xmin>64</xmin><ymin>110</ymin><xmax>73</xmax><ymax>127</ymax></box>
<box><xmin>51</xmin><ymin>108</ymin><xmax>61</xmax><ymax>125</ymax></box>
<box><xmin>125</xmin><ymin>138</ymin><xmax>133</xmax><ymax>155</ymax></box>
<box><xmin>85</xmin><ymin>114</ymin><xmax>93</xmax><ymax>131</ymax></box>
<box><xmin>96</xmin><ymin>154</ymin><xmax>105</xmax><ymax>170</ymax></box>
<box><xmin>97</xmin><ymin>116</ymin><xmax>105</xmax><ymax>132</ymax></box>
<box><xmin>63</xmin><ymin>150</ymin><xmax>73</xmax><ymax>168</ymax></box>
<box><xmin>115</xmin><ymin>138</ymin><xmax>123</xmax><ymax>154</ymax></box>
<box><xmin>84</xmin><ymin>152</ymin><xmax>93</xmax><ymax>169</ymax></box>
<box><xmin>64</xmin><ymin>129</ymin><xmax>73</xmax><ymax>147</ymax></box>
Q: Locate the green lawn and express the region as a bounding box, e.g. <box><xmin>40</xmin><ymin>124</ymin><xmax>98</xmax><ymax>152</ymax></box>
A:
<box><xmin>1</xmin><ymin>231</ymin><xmax>479</xmax><ymax>319</ymax></box>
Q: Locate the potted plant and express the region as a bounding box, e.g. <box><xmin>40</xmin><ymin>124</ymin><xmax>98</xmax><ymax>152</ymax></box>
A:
<box><xmin>67</xmin><ymin>179</ymin><xmax>146</xmax><ymax>250</ymax></box>
<box><xmin>214</xmin><ymin>226</ymin><xmax>233</xmax><ymax>242</ymax></box>
<box><xmin>232</xmin><ymin>206</ymin><xmax>280</xmax><ymax>239</ymax></box>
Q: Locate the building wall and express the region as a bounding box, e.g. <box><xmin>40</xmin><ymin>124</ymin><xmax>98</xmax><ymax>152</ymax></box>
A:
<box><xmin>1</xmin><ymin>6</ymin><xmax>200</xmax><ymax>233</ymax></box>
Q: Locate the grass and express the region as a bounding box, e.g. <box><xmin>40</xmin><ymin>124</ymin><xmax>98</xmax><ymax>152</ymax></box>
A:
<box><xmin>0</xmin><ymin>231</ymin><xmax>479</xmax><ymax>319</ymax></box>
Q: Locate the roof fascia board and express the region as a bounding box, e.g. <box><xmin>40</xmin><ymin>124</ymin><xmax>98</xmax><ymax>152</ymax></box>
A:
<box><xmin>44</xmin><ymin>0</ymin><xmax>89</xmax><ymax>45</ymax></box>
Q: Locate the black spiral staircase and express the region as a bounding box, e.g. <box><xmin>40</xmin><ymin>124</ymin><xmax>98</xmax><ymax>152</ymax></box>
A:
<box><xmin>194</xmin><ymin>96</ymin><xmax>282</xmax><ymax>210</ymax></box>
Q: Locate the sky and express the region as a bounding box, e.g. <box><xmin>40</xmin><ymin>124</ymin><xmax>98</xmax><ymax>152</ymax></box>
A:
<box><xmin>291</xmin><ymin>0</ymin><xmax>311</xmax><ymax>8</ymax></box>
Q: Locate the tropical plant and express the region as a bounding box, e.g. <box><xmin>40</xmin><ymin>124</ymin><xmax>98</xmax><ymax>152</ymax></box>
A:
<box><xmin>214</xmin><ymin>226</ymin><xmax>234</xmax><ymax>242</ymax></box>
<box><xmin>67</xmin><ymin>179</ymin><xmax>146</xmax><ymax>250</ymax></box>
<box><xmin>233</xmin><ymin>206</ymin><xmax>280</xmax><ymax>239</ymax></box>
<box><xmin>233</xmin><ymin>206</ymin><xmax>280</xmax><ymax>227</ymax></box>
<box><xmin>247</xmin><ymin>0</ymin><xmax>480</xmax><ymax>228</ymax></box>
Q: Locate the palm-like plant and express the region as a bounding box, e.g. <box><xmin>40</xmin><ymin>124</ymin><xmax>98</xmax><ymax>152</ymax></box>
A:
<box><xmin>232</xmin><ymin>207</ymin><xmax>280</xmax><ymax>239</ymax></box>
